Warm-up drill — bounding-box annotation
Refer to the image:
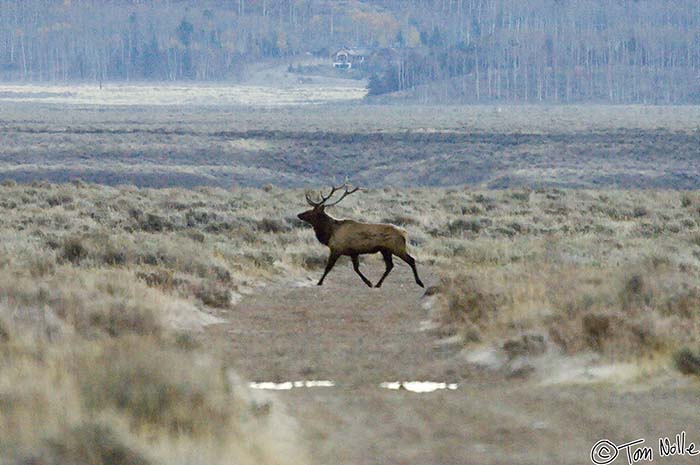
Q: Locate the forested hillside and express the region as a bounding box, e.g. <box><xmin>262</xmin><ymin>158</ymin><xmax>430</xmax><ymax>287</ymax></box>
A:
<box><xmin>1</xmin><ymin>0</ymin><xmax>699</xmax><ymax>103</ymax></box>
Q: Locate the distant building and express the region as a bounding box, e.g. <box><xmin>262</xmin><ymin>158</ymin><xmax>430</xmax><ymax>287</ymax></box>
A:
<box><xmin>332</xmin><ymin>48</ymin><xmax>368</xmax><ymax>69</ymax></box>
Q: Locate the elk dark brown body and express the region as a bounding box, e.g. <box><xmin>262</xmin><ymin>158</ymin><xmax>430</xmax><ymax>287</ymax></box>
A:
<box><xmin>297</xmin><ymin>183</ymin><xmax>424</xmax><ymax>288</ymax></box>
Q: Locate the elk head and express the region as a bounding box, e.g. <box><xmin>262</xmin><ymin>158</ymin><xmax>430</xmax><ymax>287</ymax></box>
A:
<box><xmin>297</xmin><ymin>182</ymin><xmax>360</xmax><ymax>224</ymax></box>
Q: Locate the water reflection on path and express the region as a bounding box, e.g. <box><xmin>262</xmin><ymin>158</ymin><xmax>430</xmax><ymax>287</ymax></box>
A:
<box><xmin>249</xmin><ymin>380</ymin><xmax>458</xmax><ymax>393</ymax></box>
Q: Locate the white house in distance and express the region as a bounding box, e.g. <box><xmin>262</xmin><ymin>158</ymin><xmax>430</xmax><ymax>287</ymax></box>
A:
<box><xmin>332</xmin><ymin>48</ymin><xmax>368</xmax><ymax>69</ymax></box>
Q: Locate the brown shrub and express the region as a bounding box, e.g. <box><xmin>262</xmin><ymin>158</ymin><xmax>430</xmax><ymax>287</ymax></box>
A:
<box><xmin>256</xmin><ymin>218</ymin><xmax>290</xmax><ymax>233</ymax></box>
<box><xmin>660</xmin><ymin>287</ymin><xmax>700</xmax><ymax>319</ymax></box>
<box><xmin>632</xmin><ymin>206</ymin><xmax>649</xmax><ymax>218</ymax></box>
<box><xmin>141</xmin><ymin>213</ymin><xmax>169</xmax><ymax>232</ymax></box>
<box><xmin>0</xmin><ymin>319</ymin><xmax>9</xmax><ymax>343</ymax></box>
<box><xmin>620</xmin><ymin>273</ymin><xmax>648</xmax><ymax>310</ymax></box>
<box><xmin>447</xmin><ymin>218</ymin><xmax>482</xmax><ymax>235</ymax></box>
<box><xmin>511</xmin><ymin>190</ymin><xmax>531</xmax><ymax>202</ymax></box>
<box><xmin>582</xmin><ymin>313</ymin><xmax>612</xmax><ymax>350</ymax></box>
<box><xmin>42</xmin><ymin>423</ymin><xmax>152</xmax><ymax>465</ymax></box>
<box><xmin>382</xmin><ymin>214</ymin><xmax>418</xmax><ymax>226</ymax></box>
<box><xmin>195</xmin><ymin>281</ymin><xmax>231</xmax><ymax>308</ymax></box>
<box><xmin>98</xmin><ymin>239</ymin><xmax>128</xmax><ymax>266</ymax></box>
<box><xmin>438</xmin><ymin>273</ymin><xmax>508</xmax><ymax>326</ymax></box>
<box><xmin>137</xmin><ymin>268</ymin><xmax>175</xmax><ymax>289</ymax></box>
<box><xmin>675</xmin><ymin>348</ymin><xmax>700</xmax><ymax>376</ymax></box>
<box><xmin>689</xmin><ymin>234</ymin><xmax>700</xmax><ymax>247</ymax></box>
<box><xmin>502</xmin><ymin>333</ymin><xmax>546</xmax><ymax>360</ymax></box>
<box><xmin>61</xmin><ymin>236</ymin><xmax>88</xmax><ymax>264</ymax></box>
<box><xmin>47</xmin><ymin>193</ymin><xmax>73</xmax><ymax>208</ymax></box>
<box><xmin>295</xmin><ymin>251</ymin><xmax>327</xmax><ymax>270</ymax></box>
<box><xmin>681</xmin><ymin>193</ymin><xmax>694</xmax><ymax>208</ymax></box>
<box><xmin>187</xmin><ymin>229</ymin><xmax>206</xmax><ymax>243</ymax></box>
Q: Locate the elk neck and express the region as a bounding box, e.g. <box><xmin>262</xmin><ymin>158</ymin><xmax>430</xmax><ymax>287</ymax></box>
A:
<box><xmin>311</xmin><ymin>211</ymin><xmax>339</xmax><ymax>246</ymax></box>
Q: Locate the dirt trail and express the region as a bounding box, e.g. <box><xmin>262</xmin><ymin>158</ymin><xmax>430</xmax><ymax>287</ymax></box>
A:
<box><xmin>221</xmin><ymin>261</ymin><xmax>444</xmax><ymax>384</ymax></box>
<box><xmin>209</xmin><ymin>259</ymin><xmax>700</xmax><ymax>465</ymax></box>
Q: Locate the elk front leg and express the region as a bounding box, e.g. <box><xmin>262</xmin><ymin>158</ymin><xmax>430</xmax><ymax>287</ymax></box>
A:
<box><xmin>317</xmin><ymin>251</ymin><xmax>340</xmax><ymax>286</ymax></box>
<box><xmin>351</xmin><ymin>254</ymin><xmax>373</xmax><ymax>288</ymax></box>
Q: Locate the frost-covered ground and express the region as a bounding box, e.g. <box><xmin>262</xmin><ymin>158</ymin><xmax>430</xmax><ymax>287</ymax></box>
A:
<box><xmin>0</xmin><ymin>81</ymin><xmax>367</xmax><ymax>106</ymax></box>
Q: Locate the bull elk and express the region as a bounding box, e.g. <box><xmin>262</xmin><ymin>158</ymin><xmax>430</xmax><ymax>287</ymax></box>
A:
<box><xmin>297</xmin><ymin>182</ymin><xmax>424</xmax><ymax>288</ymax></box>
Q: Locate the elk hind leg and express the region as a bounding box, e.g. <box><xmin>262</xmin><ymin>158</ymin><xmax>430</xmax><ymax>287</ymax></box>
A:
<box><xmin>351</xmin><ymin>254</ymin><xmax>373</xmax><ymax>288</ymax></box>
<box><xmin>397</xmin><ymin>252</ymin><xmax>424</xmax><ymax>288</ymax></box>
<box><xmin>318</xmin><ymin>252</ymin><xmax>340</xmax><ymax>286</ymax></box>
<box><xmin>374</xmin><ymin>250</ymin><xmax>394</xmax><ymax>288</ymax></box>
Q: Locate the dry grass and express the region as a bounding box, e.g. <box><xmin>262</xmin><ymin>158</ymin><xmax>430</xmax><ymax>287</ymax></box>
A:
<box><xmin>2</xmin><ymin>103</ymin><xmax>700</xmax><ymax>189</ymax></box>
<box><xmin>432</xmin><ymin>263</ymin><xmax>700</xmax><ymax>361</ymax></box>
<box><xmin>419</xmin><ymin>188</ymin><xmax>700</xmax><ymax>368</ymax></box>
<box><xmin>0</xmin><ymin>182</ymin><xmax>315</xmax><ymax>465</ymax></box>
<box><xmin>0</xmin><ymin>331</ymin><xmax>308</xmax><ymax>465</ymax></box>
<box><xmin>1</xmin><ymin>182</ymin><xmax>699</xmax><ymax>462</ymax></box>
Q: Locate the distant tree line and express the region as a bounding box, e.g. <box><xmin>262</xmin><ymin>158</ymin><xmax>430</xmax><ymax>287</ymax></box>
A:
<box><xmin>1</xmin><ymin>0</ymin><xmax>699</xmax><ymax>103</ymax></box>
<box><xmin>369</xmin><ymin>0</ymin><xmax>700</xmax><ymax>103</ymax></box>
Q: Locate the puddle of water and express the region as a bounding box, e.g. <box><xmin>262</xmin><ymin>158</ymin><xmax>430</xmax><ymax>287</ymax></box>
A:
<box><xmin>249</xmin><ymin>380</ymin><xmax>458</xmax><ymax>393</ymax></box>
<box><xmin>380</xmin><ymin>381</ymin><xmax>459</xmax><ymax>393</ymax></box>
<box><xmin>249</xmin><ymin>380</ymin><xmax>335</xmax><ymax>390</ymax></box>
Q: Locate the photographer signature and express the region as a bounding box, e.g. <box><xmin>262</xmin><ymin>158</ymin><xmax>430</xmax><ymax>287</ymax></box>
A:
<box><xmin>590</xmin><ymin>432</ymin><xmax>699</xmax><ymax>464</ymax></box>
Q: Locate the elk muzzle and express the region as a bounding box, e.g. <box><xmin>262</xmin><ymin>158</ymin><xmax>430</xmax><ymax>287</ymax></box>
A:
<box><xmin>297</xmin><ymin>210</ymin><xmax>313</xmax><ymax>223</ymax></box>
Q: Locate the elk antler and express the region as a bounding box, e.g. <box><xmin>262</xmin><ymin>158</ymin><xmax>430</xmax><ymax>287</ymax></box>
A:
<box><xmin>305</xmin><ymin>184</ymin><xmax>341</xmax><ymax>206</ymax></box>
<box><xmin>324</xmin><ymin>183</ymin><xmax>360</xmax><ymax>206</ymax></box>
<box><xmin>305</xmin><ymin>181</ymin><xmax>360</xmax><ymax>207</ymax></box>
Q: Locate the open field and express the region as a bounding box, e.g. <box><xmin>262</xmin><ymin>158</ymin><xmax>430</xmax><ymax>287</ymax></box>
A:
<box><xmin>1</xmin><ymin>181</ymin><xmax>700</xmax><ymax>464</ymax></box>
<box><xmin>1</xmin><ymin>99</ymin><xmax>700</xmax><ymax>188</ymax></box>
<box><xmin>2</xmin><ymin>97</ymin><xmax>700</xmax><ymax>463</ymax></box>
<box><xmin>0</xmin><ymin>79</ymin><xmax>366</xmax><ymax>106</ymax></box>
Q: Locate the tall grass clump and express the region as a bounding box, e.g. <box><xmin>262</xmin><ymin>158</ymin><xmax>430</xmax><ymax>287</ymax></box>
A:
<box><xmin>0</xmin><ymin>182</ymin><xmax>317</xmax><ymax>465</ymax></box>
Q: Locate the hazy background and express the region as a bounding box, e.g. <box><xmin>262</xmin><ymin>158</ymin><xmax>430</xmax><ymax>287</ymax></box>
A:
<box><xmin>1</xmin><ymin>0</ymin><xmax>700</xmax><ymax>104</ymax></box>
